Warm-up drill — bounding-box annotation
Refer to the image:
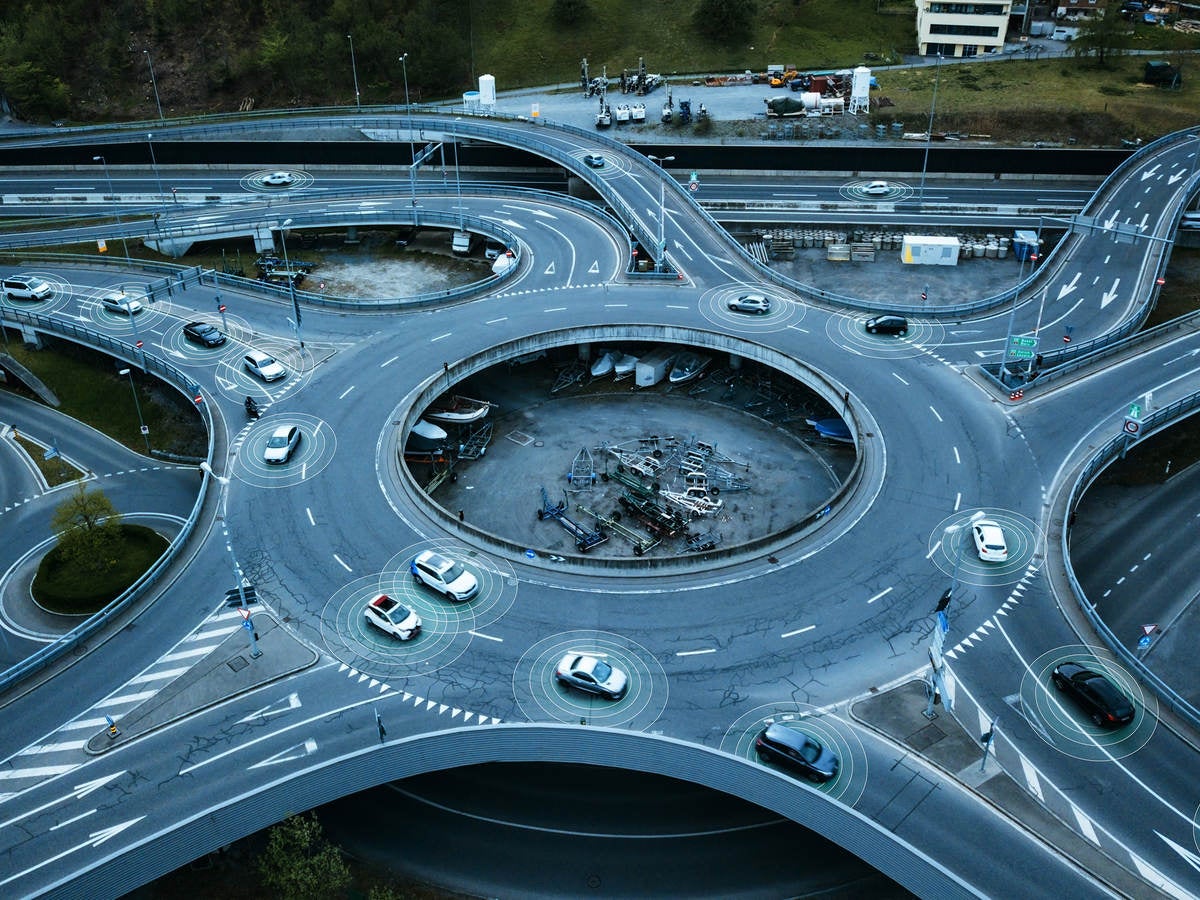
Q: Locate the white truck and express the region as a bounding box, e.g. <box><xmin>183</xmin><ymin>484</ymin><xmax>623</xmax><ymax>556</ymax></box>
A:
<box><xmin>635</xmin><ymin>347</ymin><xmax>676</xmax><ymax>387</ymax></box>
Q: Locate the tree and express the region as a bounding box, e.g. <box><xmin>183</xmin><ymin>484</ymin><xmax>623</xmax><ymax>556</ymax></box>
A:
<box><xmin>693</xmin><ymin>0</ymin><xmax>757</xmax><ymax>42</ymax></box>
<box><xmin>50</xmin><ymin>483</ymin><xmax>122</xmax><ymax>574</ymax></box>
<box><xmin>258</xmin><ymin>813</ymin><xmax>351</xmax><ymax>900</ymax></box>
<box><xmin>1071</xmin><ymin>6</ymin><xmax>1131</xmax><ymax>66</ymax></box>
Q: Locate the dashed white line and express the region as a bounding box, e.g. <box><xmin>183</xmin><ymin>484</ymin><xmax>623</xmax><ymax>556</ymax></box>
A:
<box><xmin>380</xmin><ymin>356</ymin><xmax>399</xmax><ymax>367</ymax></box>
<box><xmin>338</xmin><ymin>386</ymin><xmax>355</xmax><ymax>399</ymax></box>
<box><xmin>485</xmin><ymin>317</ymin><xmax>508</xmax><ymax>324</ymax></box>
<box><xmin>430</xmin><ymin>332</ymin><xmax>451</xmax><ymax>342</ymax></box>
<box><xmin>468</xmin><ymin>630</ymin><xmax>503</xmax><ymax>642</ymax></box>
<box><xmin>1143</xmin><ymin>553</ymin><xmax>1152</xmax><ymax>560</ymax></box>
<box><xmin>893</xmin><ymin>373</ymin><xmax>909</xmax><ymax>385</ymax></box>
<box><xmin>1116</xmin><ymin>576</ymin><xmax>1125</xmax><ymax>584</ymax></box>
<box><xmin>676</xmin><ymin>648</ymin><xmax>717</xmax><ymax>657</ymax></box>
<box><xmin>781</xmin><ymin>625</ymin><xmax>816</xmax><ymax>639</ymax></box>
<box><xmin>953</xmin><ymin>446</ymin><xmax>961</xmax><ymax>465</ymax></box>
<box><xmin>867</xmin><ymin>587</ymin><xmax>893</xmax><ymax>605</ymax></box>
<box><xmin>306</xmin><ymin>507</ymin><xmax>315</xmax><ymax>526</ymax></box>
<box><xmin>1103</xmin><ymin>589</ymin><xmax>1112</xmax><ymax>597</ymax></box>
<box><xmin>954</xmin><ymin>492</ymin><xmax>962</xmax><ymax>511</ymax></box>
<box><xmin>666</xmin><ymin>304</ymin><xmax>690</xmax><ymax>310</ymax></box>
<box><xmin>334</xmin><ymin>554</ymin><xmax>352</xmax><ymax>573</ymax></box>
<box><xmin>544</xmin><ymin>306</ymin><xmax>567</xmax><ymax>312</ymax></box>
<box><xmin>1129</xmin><ymin>564</ymin><xmax>1139</xmax><ymax>573</ymax></box>
<box><xmin>929</xmin><ymin>406</ymin><xmax>943</xmax><ymax>422</ymax></box>
<box><xmin>926</xmin><ymin>539</ymin><xmax>943</xmax><ymax>560</ymax></box>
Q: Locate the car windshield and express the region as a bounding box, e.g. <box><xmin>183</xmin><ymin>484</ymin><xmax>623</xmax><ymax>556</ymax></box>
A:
<box><xmin>258</xmin><ymin>356</ymin><xmax>276</xmax><ymax>367</ymax></box>
<box><xmin>590</xmin><ymin>660</ymin><xmax>613</xmax><ymax>682</ymax></box>
<box><xmin>985</xmin><ymin>542</ymin><xmax>1004</xmax><ymax>551</ymax></box>
<box><xmin>267</xmin><ymin>434</ymin><xmax>290</xmax><ymax>448</ymax></box>
<box><xmin>798</xmin><ymin>738</ymin><xmax>822</xmax><ymax>763</ymax></box>
<box><xmin>443</xmin><ymin>562</ymin><xmax>466</xmax><ymax>582</ymax></box>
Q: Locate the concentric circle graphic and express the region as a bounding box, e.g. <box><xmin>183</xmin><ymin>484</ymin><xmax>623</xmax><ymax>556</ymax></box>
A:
<box><xmin>319</xmin><ymin>573</ymin><xmax>473</xmax><ymax>679</ymax></box>
<box><xmin>79</xmin><ymin>284</ymin><xmax>169</xmax><ymax>334</ymax></box>
<box><xmin>233</xmin><ymin>413</ymin><xmax>336</xmax><ymax>487</ymax></box>
<box><xmin>1020</xmin><ymin>644</ymin><xmax>1157</xmax><ymax>760</ymax></box>
<box><xmin>698</xmin><ymin>283</ymin><xmax>804</xmax><ymax>332</ymax></box>
<box><xmin>927</xmin><ymin>508</ymin><xmax>1043</xmax><ymax>586</ymax></box>
<box><xmin>383</xmin><ymin>542</ymin><xmax>516</xmax><ymax>630</ymax></box>
<box><xmin>826</xmin><ymin>312</ymin><xmax>945</xmax><ymax>360</ymax></box>
<box><xmin>215</xmin><ymin>340</ymin><xmax>313</xmax><ymax>404</ymax></box>
<box><xmin>163</xmin><ymin>316</ymin><xmax>258</xmax><ymax>366</ymax></box>
<box><xmin>573</xmin><ymin>150</ymin><xmax>629</xmax><ymax>178</ymax></box>
<box><xmin>722</xmin><ymin>702</ymin><xmax>867</xmax><ymax>807</ymax></box>
<box><xmin>241</xmin><ymin>170</ymin><xmax>314</xmax><ymax>192</ymax></box>
<box><xmin>0</xmin><ymin>272</ymin><xmax>73</xmax><ymax>315</ymax></box>
<box><xmin>514</xmin><ymin>629</ymin><xmax>667</xmax><ymax>730</ymax></box>
<box><xmin>840</xmin><ymin>180</ymin><xmax>913</xmax><ymax>202</ymax></box>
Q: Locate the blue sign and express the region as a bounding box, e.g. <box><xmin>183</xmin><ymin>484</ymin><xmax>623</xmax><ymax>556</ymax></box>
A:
<box><xmin>937</xmin><ymin>611</ymin><xmax>949</xmax><ymax>634</ymax></box>
<box><xmin>242</xmin><ymin>619</ymin><xmax>254</xmax><ymax>632</ymax></box>
<box><xmin>1137</xmin><ymin>635</ymin><xmax>1152</xmax><ymax>649</ymax></box>
<box><xmin>524</xmin><ymin>549</ymin><xmax>536</xmax><ymax>559</ymax></box>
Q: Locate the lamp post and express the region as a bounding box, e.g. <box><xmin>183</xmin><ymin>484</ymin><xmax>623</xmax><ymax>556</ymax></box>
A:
<box><xmin>93</xmin><ymin>155</ymin><xmax>130</xmax><ymax>258</ymax></box>
<box><xmin>144</xmin><ymin>50</ymin><xmax>164</xmax><ymax>120</ymax></box>
<box><xmin>347</xmin><ymin>34</ymin><xmax>361</xmax><ymax>110</ymax></box>
<box><xmin>648</xmin><ymin>154</ymin><xmax>675</xmax><ymax>273</ymax></box>
<box><xmin>146</xmin><ymin>133</ymin><xmax>165</xmax><ymax>200</ymax></box>
<box><xmin>452</xmin><ymin>137</ymin><xmax>465</xmax><ymax>229</ymax></box>
<box><xmin>918</xmin><ymin>52</ymin><xmax>943</xmax><ymax>203</ymax></box>
<box><xmin>118</xmin><ymin>367</ymin><xmax>151</xmax><ymax>455</ymax></box>
<box><xmin>400</xmin><ymin>52</ymin><xmax>417</xmax><ymax>207</ymax></box>
<box><xmin>279</xmin><ymin>218</ymin><xmax>304</xmax><ymax>349</ymax></box>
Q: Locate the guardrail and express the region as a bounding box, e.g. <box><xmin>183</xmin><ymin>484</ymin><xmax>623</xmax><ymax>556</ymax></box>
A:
<box><xmin>1063</xmin><ymin>388</ymin><xmax>1200</xmax><ymax>731</ymax></box>
<box><xmin>0</xmin><ymin>306</ymin><xmax>214</xmax><ymax>695</ymax></box>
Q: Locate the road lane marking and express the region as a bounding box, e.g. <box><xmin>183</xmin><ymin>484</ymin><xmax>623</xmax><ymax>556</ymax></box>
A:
<box><xmin>338</xmin><ymin>386</ymin><xmax>355</xmax><ymax>399</ymax></box>
<box><xmin>334</xmin><ymin>554</ymin><xmax>352</xmax><ymax>573</ymax></box>
<box><xmin>929</xmin><ymin>406</ymin><xmax>943</xmax><ymax>422</ymax></box>
<box><xmin>430</xmin><ymin>332</ymin><xmax>451</xmax><ymax>342</ymax></box>
<box><xmin>469</xmin><ymin>630</ymin><xmax>502</xmax><ymax>642</ymax></box>
<box><xmin>893</xmin><ymin>373</ymin><xmax>909</xmax><ymax>385</ymax></box>
<box><xmin>676</xmin><ymin>648</ymin><xmax>716</xmax><ymax>656</ymax></box>
<box><xmin>380</xmin><ymin>356</ymin><xmax>398</xmax><ymax>367</ymax></box>
<box><xmin>50</xmin><ymin>809</ymin><xmax>96</xmax><ymax>831</ymax></box>
<box><xmin>953</xmin><ymin>446</ymin><xmax>961</xmax><ymax>464</ymax></box>
<box><xmin>954</xmin><ymin>492</ymin><xmax>961</xmax><ymax>511</ymax></box>
<box><xmin>485</xmin><ymin>317</ymin><xmax>508</xmax><ymax>324</ymax></box>
<box><xmin>306</xmin><ymin>507</ymin><xmax>315</xmax><ymax>526</ymax></box>
<box><xmin>781</xmin><ymin>625</ymin><xmax>816</xmax><ymax>638</ymax></box>
<box><xmin>926</xmin><ymin>539</ymin><xmax>942</xmax><ymax>560</ymax></box>
<box><xmin>867</xmin><ymin>587</ymin><xmax>893</xmax><ymax>605</ymax></box>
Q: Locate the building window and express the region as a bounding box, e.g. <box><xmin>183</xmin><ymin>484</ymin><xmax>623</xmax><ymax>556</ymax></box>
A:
<box><xmin>929</xmin><ymin>22</ymin><xmax>1001</xmax><ymax>35</ymax></box>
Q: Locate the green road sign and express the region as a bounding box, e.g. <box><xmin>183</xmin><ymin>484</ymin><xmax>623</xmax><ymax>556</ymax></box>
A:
<box><xmin>1128</xmin><ymin>403</ymin><xmax>1142</xmax><ymax>419</ymax></box>
<box><xmin>1010</xmin><ymin>336</ymin><xmax>1039</xmax><ymax>348</ymax></box>
<box><xmin>1009</xmin><ymin>349</ymin><xmax>1035</xmax><ymax>360</ymax></box>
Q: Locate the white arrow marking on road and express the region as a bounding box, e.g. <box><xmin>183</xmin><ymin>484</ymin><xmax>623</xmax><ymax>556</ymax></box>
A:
<box><xmin>248</xmin><ymin>739</ymin><xmax>318</xmax><ymax>770</ymax></box>
<box><xmin>238</xmin><ymin>692</ymin><xmax>301</xmax><ymax>724</ymax></box>
<box><xmin>0</xmin><ymin>816</ymin><xmax>145</xmax><ymax>887</ymax></box>
<box><xmin>1138</xmin><ymin>213</ymin><xmax>1149</xmax><ymax>232</ymax></box>
<box><xmin>1100</xmin><ymin>278</ymin><xmax>1121</xmax><ymax>308</ymax></box>
<box><xmin>1168</xmin><ymin>172</ymin><xmax>1185</xmax><ymax>185</ymax></box>
<box><xmin>1057</xmin><ymin>273</ymin><xmax>1080</xmax><ymax>300</ymax></box>
<box><xmin>1103</xmin><ymin>211</ymin><xmax>1119</xmax><ymax>229</ymax></box>
<box><xmin>973</xmin><ymin>349</ymin><xmax>1005</xmax><ymax>358</ymax></box>
<box><xmin>1140</xmin><ymin>164</ymin><xmax>1161</xmax><ymax>181</ymax></box>
<box><xmin>215</xmin><ymin>374</ymin><xmax>238</xmax><ymax>391</ymax></box>
<box><xmin>50</xmin><ymin>809</ymin><xmax>97</xmax><ymax>831</ymax></box>
<box><xmin>543</xmin><ymin>261</ymin><xmax>556</xmax><ymax>275</ymax></box>
<box><xmin>1162</xmin><ymin>348</ymin><xmax>1200</xmax><ymax>366</ymax></box>
<box><xmin>671</xmin><ymin>240</ymin><xmax>693</xmax><ymax>261</ymax></box>
<box><xmin>0</xmin><ymin>771</ymin><xmax>126</xmax><ymax>832</ymax></box>
<box><xmin>479</xmin><ymin>215</ymin><xmax>525</xmax><ymax>230</ymax></box>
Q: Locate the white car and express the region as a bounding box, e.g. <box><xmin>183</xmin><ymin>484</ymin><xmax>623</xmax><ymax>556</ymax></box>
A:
<box><xmin>363</xmin><ymin>593</ymin><xmax>422</xmax><ymax>641</ymax></box>
<box><xmin>863</xmin><ymin>180</ymin><xmax>891</xmax><ymax>196</ymax></box>
<box><xmin>410</xmin><ymin>549</ymin><xmax>479</xmax><ymax>602</ymax></box>
<box><xmin>243</xmin><ymin>350</ymin><xmax>287</xmax><ymax>382</ymax></box>
<box><xmin>555</xmin><ymin>653</ymin><xmax>628</xmax><ymax>700</ymax></box>
<box><xmin>263</xmin><ymin>424</ymin><xmax>301</xmax><ymax>464</ymax></box>
<box><xmin>972</xmin><ymin>519</ymin><xmax>1008</xmax><ymax>562</ymax></box>
<box><xmin>99</xmin><ymin>291</ymin><xmax>143</xmax><ymax>315</ymax></box>
<box><xmin>728</xmin><ymin>293</ymin><xmax>771</xmax><ymax>315</ymax></box>
<box><xmin>262</xmin><ymin>171</ymin><xmax>296</xmax><ymax>186</ymax></box>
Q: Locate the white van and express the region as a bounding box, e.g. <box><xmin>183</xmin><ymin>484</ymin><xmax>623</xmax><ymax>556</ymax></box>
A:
<box><xmin>3</xmin><ymin>276</ymin><xmax>52</xmax><ymax>301</ymax></box>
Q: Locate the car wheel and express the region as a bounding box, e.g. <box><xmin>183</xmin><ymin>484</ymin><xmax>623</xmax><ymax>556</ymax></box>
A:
<box><xmin>5</xmin><ymin>293</ymin><xmax>13</xmax><ymax>300</ymax></box>
<box><xmin>900</xmin><ymin>328</ymin><xmax>908</xmax><ymax>336</ymax></box>
<box><xmin>411</xmin><ymin>570</ymin><xmax>420</xmax><ymax>582</ymax></box>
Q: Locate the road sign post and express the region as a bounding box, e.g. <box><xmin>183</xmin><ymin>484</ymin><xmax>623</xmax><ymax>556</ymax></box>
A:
<box><xmin>240</xmin><ymin>608</ymin><xmax>262</xmax><ymax>658</ymax></box>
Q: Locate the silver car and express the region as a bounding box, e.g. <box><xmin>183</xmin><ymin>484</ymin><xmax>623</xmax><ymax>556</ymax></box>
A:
<box><xmin>728</xmin><ymin>293</ymin><xmax>771</xmax><ymax>314</ymax></box>
<box><xmin>263</xmin><ymin>425</ymin><xmax>301</xmax><ymax>464</ymax></box>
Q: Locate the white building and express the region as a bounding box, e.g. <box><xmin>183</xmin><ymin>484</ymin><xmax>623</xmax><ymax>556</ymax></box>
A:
<box><xmin>915</xmin><ymin>0</ymin><xmax>1014</xmax><ymax>57</ymax></box>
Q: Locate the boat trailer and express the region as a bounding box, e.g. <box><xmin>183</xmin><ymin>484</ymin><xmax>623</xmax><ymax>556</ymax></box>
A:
<box><xmin>537</xmin><ymin>486</ymin><xmax>608</xmax><ymax>552</ymax></box>
<box><xmin>579</xmin><ymin>504</ymin><xmax>660</xmax><ymax>556</ymax></box>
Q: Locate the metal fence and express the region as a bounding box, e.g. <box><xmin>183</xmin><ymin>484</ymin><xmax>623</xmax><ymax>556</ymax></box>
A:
<box><xmin>1063</xmin><ymin>388</ymin><xmax>1200</xmax><ymax>731</ymax></box>
<box><xmin>0</xmin><ymin>306</ymin><xmax>214</xmax><ymax>694</ymax></box>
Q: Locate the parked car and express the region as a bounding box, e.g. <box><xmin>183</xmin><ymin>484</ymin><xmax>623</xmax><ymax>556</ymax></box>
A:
<box><xmin>3</xmin><ymin>275</ymin><xmax>52</xmax><ymax>301</ymax></box>
<box><xmin>1052</xmin><ymin>661</ymin><xmax>1135</xmax><ymax>728</ymax></box>
<box><xmin>863</xmin><ymin>180</ymin><xmax>891</xmax><ymax>196</ymax></box>
<box><xmin>728</xmin><ymin>293</ymin><xmax>771</xmax><ymax>314</ymax></box>
<box><xmin>865</xmin><ymin>314</ymin><xmax>908</xmax><ymax>335</ymax></box>
<box><xmin>263</xmin><ymin>424</ymin><xmax>301</xmax><ymax>464</ymax></box>
<box><xmin>243</xmin><ymin>350</ymin><xmax>286</xmax><ymax>382</ymax></box>
<box><xmin>410</xmin><ymin>550</ymin><xmax>479</xmax><ymax>602</ymax></box>
<box><xmin>99</xmin><ymin>291</ymin><xmax>143</xmax><ymax>315</ymax></box>
<box><xmin>183</xmin><ymin>321</ymin><xmax>226</xmax><ymax>347</ymax></box>
<box><xmin>754</xmin><ymin>722</ymin><xmax>840</xmax><ymax>783</ymax></box>
<box><xmin>584</xmin><ymin>153</ymin><xmax>605</xmax><ymax>168</ymax></box>
<box><xmin>555</xmin><ymin>653</ymin><xmax>628</xmax><ymax>700</ymax></box>
<box><xmin>971</xmin><ymin>519</ymin><xmax>1008</xmax><ymax>562</ymax></box>
<box><xmin>261</xmin><ymin>170</ymin><xmax>296</xmax><ymax>186</ymax></box>
<box><xmin>363</xmin><ymin>593</ymin><xmax>422</xmax><ymax>641</ymax></box>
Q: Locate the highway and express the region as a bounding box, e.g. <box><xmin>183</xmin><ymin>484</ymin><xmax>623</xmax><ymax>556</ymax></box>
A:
<box><xmin>0</xmin><ymin>111</ymin><xmax>1197</xmax><ymax>898</ymax></box>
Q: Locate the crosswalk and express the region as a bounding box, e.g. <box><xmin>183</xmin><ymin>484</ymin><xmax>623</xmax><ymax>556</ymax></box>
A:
<box><xmin>0</xmin><ymin>607</ymin><xmax>245</xmax><ymax>802</ymax></box>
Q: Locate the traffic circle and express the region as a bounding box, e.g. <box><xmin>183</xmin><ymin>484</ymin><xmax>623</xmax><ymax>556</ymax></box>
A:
<box><xmin>927</xmin><ymin>508</ymin><xmax>1043</xmax><ymax>586</ymax></box>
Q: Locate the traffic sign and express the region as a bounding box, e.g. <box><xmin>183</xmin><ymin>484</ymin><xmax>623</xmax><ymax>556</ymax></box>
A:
<box><xmin>1123</xmin><ymin>417</ymin><xmax>1140</xmax><ymax>436</ymax></box>
<box><xmin>242</xmin><ymin>619</ymin><xmax>254</xmax><ymax>632</ymax></box>
<box><xmin>1009</xmin><ymin>348</ymin><xmax>1035</xmax><ymax>360</ymax></box>
<box><xmin>1143</xmin><ymin>623</ymin><xmax>1158</xmax><ymax>635</ymax></box>
<box><xmin>1010</xmin><ymin>336</ymin><xmax>1039</xmax><ymax>348</ymax></box>
<box><xmin>139</xmin><ymin>425</ymin><xmax>149</xmax><ymax>435</ymax></box>
<box><xmin>937</xmin><ymin>610</ymin><xmax>949</xmax><ymax>634</ymax></box>
<box><xmin>1127</xmin><ymin>403</ymin><xmax>1142</xmax><ymax>419</ymax></box>
<box><xmin>239</xmin><ymin>607</ymin><xmax>251</xmax><ymax>621</ymax></box>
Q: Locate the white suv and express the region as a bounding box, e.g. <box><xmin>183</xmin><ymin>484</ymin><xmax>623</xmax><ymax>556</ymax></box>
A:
<box><xmin>3</xmin><ymin>276</ymin><xmax>52</xmax><ymax>301</ymax></box>
<box><xmin>410</xmin><ymin>550</ymin><xmax>479</xmax><ymax>602</ymax></box>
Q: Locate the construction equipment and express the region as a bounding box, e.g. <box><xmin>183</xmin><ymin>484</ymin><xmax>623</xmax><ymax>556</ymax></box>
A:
<box><xmin>579</xmin><ymin>504</ymin><xmax>660</xmax><ymax>556</ymax></box>
<box><xmin>538</xmin><ymin>487</ymin><xmax>608</xmax><ymax>552</ymax></box>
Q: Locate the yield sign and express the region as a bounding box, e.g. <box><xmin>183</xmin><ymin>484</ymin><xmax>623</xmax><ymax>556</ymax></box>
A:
<box><xmin>1143</xmin><ymin>624</ymin><xmax>1158</xmax><ymax>635</ymax></box>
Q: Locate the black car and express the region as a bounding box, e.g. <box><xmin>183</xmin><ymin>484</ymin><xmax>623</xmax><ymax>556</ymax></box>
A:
<box><xmin>865</xmin><ymin>314</ymin><xmax>909</xmax><ymax>335</ymax></box>
<box><xmin>1052</xmin><ymin>661</ymin><xmax>1135</xmax><ymax>728</ymax></box>
<box><xmin>754</xmin><ymin>722</ymin><xmax>839</xmax><ymax>783</ymax></box>
<box><xmin>182</xmin><ymin>321</ymin><xmax>226</xmax><ymax>347</ymax></box>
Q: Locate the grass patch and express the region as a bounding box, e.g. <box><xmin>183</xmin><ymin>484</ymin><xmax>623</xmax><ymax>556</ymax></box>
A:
<box><xmin>33</xmin><ymin>524</ymin><xmax>168</xmax><ymax>615</ymax></box>
<box><xmin>11</xmin><ymin>433</ymin><xmax>86</xmax><ymax>486</ymax></box>
<box><xmin>1</xmin><ymin>338</ymin><xmax>206</xmax><ymax>458</ymax></box>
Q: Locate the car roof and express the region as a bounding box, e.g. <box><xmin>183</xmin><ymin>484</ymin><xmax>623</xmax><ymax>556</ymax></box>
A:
<box><xmin>416</xmin><ymin>549</ymin><xmax>453</xmax><ymax>570</ymax></box>
<box><xmin>764</xmin><ymin>722</ymin><xmax>816</xmax><ymax>751</ymax></box>
<box><xmin>271</xmin><ymin>424</ymin><xmax>294</xmax><ymax>437</ymax></box>
<box><xmin>187</xmin><ymin>321</ymin><xmax>215</xmax><ymax>329</ymax></box>
<box><xmin>246</xmin><ymin>350</ymin><xmax>272</xmax><ymax>362</ymax></box>
<box><xmin>369</xmin><ymin>593</ymin><xmax>398</xmax><ymax>611</ymax></box>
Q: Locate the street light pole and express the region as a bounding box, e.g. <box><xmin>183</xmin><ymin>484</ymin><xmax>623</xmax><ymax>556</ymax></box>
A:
<box><xmin>144</xmin><ymin>50</ymin><xmax>164</xmax><ymax>120</ymax></box>
<box><xmin>93</xmin><ymin>155</ymin><xmax>130</xmax><ymax>258</ymax></box>
<box><xmin>146</xmin><ymin>133</ymin><xmax>165</xmax><ymax>200</ymax></box>
<box><xmin>279</xmin><ymin>218</ymin><xmax>304</xmax><ymax>349</ymax></box>
<box><xmin>347</xmin><ymin>34</ymin><xmax>361</xmax><ymax>110</ymax></box>
<box><xmin>648</xmin><ymin>154</ymin><xmax>675</xmax><ymax>273</ymax></box>
<box><xmin>400</xmin><ymin>52</ymin><xmax>417</xmax><ymax>207</ymax></box>
<box><xmin>118</xmin><ymin>367</ymin><xmax>151</xmax><ymax>455</ymax></box>
<box><xmin>918</xmin><ymin>52</ymin><xmax>943</xmax><ymax>204</ymax></box>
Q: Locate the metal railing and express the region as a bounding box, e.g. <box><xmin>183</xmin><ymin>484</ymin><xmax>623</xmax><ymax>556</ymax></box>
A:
<box><xmin>0</xmin><ymin>306</ymin><xmax>214</xmax><ymax>694</ymax></box>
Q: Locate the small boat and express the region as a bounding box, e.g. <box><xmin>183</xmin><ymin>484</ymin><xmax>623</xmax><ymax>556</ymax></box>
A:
<box><xmin>668</xmin><ymin>352</ymin><xmax>711</xmax><ymax>384</ymax></box>
<box><xmin>613</xmin><ymin>352</ymin><xmax>639</xmax><ymax>380</ymax></box>
<box><xmin>615</xmin><ymin>104</ymin><xmax>631</xmax><ymax>123</ymax></box>
<box><xmin>631</xmin><ymin>103</ymin><xmax>646</xmax><ymax>122</ymax></box>
<box><xmin>806</xmin><ymin>417</ymin><xmax>853</xmax><ymax>443</ymax></box>
<box><xmin>407</xmin><ymin>419</ymin><xmax>448</xmax><ymax>453</ymax></box>
<box><xmin>590</xmin><ymin>350</ymin><xmax>617</xmax><ymax>377</ymax></box>
<box><xmin>425</xmin><ymin>395</ymin><xmax>493</xmax><ymax>427</ymax></box>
